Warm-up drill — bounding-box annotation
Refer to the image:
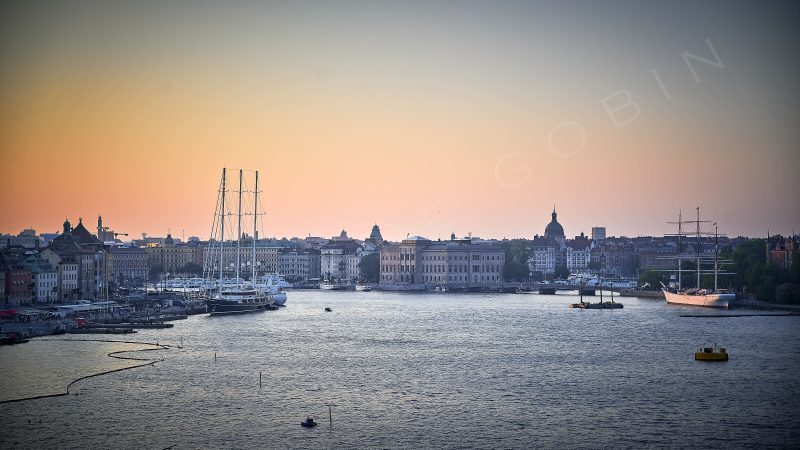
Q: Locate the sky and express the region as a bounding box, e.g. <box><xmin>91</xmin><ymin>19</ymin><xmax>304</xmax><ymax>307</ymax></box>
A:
<box><xmin>1</xmin><ymin>0</ymin><xmax>798</xmax><ymax>241</ymax></box>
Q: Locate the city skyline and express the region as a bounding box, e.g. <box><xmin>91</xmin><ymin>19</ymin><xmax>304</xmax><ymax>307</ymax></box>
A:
<box><xmin>2</xmin><ymin>1</ymin><xmax>798</xmax><ymax>240</ymax></box>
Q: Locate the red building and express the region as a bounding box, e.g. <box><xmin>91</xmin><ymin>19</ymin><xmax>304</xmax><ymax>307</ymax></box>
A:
<box><xmin>768</xmin><ymin>236</ymin><xmax>799</xmax><ymax>270</ymax></box>
<box><xmin>4</xmin><ymin>268</ymin><xmax>33</xmax><ymax>306</ymax></box>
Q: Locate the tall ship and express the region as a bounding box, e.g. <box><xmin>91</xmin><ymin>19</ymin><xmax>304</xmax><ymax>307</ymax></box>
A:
<box><xmin>661</xmin><ymin>208</ymin><xmax>736</xmax><ymax>308</ymax></box>
<box><xmin>203</xmin><ymin>168</ymin><xmax>277</xmax><ymax>315</ymax></box>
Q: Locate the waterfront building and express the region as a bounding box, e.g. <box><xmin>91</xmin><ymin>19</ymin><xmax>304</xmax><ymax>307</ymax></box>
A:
<box><xmin>277</xmin><ymin>248</ymin><xmax>321</xmax><ymax>281</ymax></box>
<box><xmin>203</xmin><ymin>239</ymin><xmax>279</xmax><ymax>278</ymax></box>
<box><xmin>528</xmin><ymin>235</ymin><xmax>560</xmax><ymax>279</ymax></box>
<box><xmin>1</xmin><ymin>250</ymin><xmax>33</xmax><ymax>305</ymax></box>
<box><xmin>25</xmin><ymin>255</ymin><xmax>58</xmax><ymax>303</ymax></box>
<box><xmin>146</xmin><ymin>234</ymin><xmax>204</xmax><ymax>275</ymax></box>
<box><xmin>108</xmin><ymin>245</ymin><xmax>149</xmax><ymax>285</ymax></box>
<box><xmin>566</xmin><ymin>232</ymin><xmax>591</xmax><ymax>272</ymax></box>
<box><xmin>379</xmin><ymin>235</ymin><xmax>505</xmax><ymax>288</ymax></box>
<box><xmin>47</xmin><ymin>218</ymin><xmax>108</xmax><ymax>300</ymax></box>
<box><xmin>589</xmin><ymin>240</ymin><xmax>638</xmax><ymax>277</ymax></box>
<box><xmin>379</xmin><ymin>244</ymin><xmax>401</xmax><ymax>284</ymax></box>
<box><xmin>347</xmin><ymin>252</ymin><xmax>362</xmax><ymax>281</ymax></box>
<box><xmin>320</xmin><ymin>230</ymin><xmax>361</xmax><ymax>281</ymax></box>
<box><xmin>5</xmin><ymin>268</ymin><xmax>32</xmax><ymax>306</ymax></box>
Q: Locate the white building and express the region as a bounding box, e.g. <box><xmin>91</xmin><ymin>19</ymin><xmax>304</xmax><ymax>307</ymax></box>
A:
<box><xmin>320</xmin><ymin>231</ymin><xmax>361</xmax><ymax>281</ymax></box>
<box><xmin>566</xmin><ymin>233</ymin><xmax>591</xmax><ymax>272</ymax></box>
<box><xmin>380</xmin><ymin>236</ymin><xmax>505</xmax><ymax>288</ymax></box>
<box><xmin>25</xmin><ymin>256</ymin><xmax>58</xmax><ymax>303</ymax></box>
<box><xmin>528</xmin><ymin>236</ymin><xmax>560</xmax><ymax>278</ymax></box>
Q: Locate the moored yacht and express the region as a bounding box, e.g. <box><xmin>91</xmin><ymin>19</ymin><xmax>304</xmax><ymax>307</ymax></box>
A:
<box><xmin>202</xmin><ymin>168</ymin><xmax>279</xmax><ymax>316</ymax></box>
<box><xmin>207</xmin><ymin>284</ymin><xmax>273</xmax><ymax>315</ymax></box>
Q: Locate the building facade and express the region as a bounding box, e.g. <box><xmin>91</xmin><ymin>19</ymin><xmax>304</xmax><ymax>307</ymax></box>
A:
<box><xmin>380</xmin><ymin>236</ymin><xmax>505</xmax><ymax>288</ymax></box>
<box><xmin>203</xmin><ymin>240</ymin><xmax>279</xmax><ymax>279</ymax></box>
<box><xmin>320</xmin><ymin>231</ymin><xmax>361</xmax><ymax>281</ymax></box>
<box><xmin>24</xmin><ymin>255</ymin><xmax>58</xmax><ymax>303</ymax></box>
<box><xmin>146</xmin><ymin>234</ymin><xmax>204</xmax><ymax>275</ymax></box>
<box><xmin>528</xmin><ymin>236</ymin><xmax>560</xmax><ymax>279</ymax></box>
<box><xmin>47</xmin><ymin>219</ymin><xmax>107</xmax><ymax>300</ymax></box>
<box><xmin>109</xmin><ymin>246</ymin><xmax>149</xmax><ymax>285</ymax></box>
<box><xmin>277</xmin><ymin>248</ymin><xmax>321</xmax><ymax>281</ymax></box>
<box><xmin>566</xmin><ymin>233</ymin><xmax>591</xmax><ymax>272</ymax></box>
<box><xmin>591</xmin><ymin>227</ymin><xmax>606</xmax><ymax>242</ymax></box>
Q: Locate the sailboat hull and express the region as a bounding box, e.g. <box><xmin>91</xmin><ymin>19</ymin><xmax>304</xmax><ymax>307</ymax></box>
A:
<box><xmin>663</xmin><ymin>289</ymin><xmax>735</xmax><ymax>308</ymax></box>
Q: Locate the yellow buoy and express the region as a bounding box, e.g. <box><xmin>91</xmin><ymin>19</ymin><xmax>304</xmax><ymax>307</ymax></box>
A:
<box><xmin>695</xmin><ymin>346</ymin><xmax>728</xmax><ymax>361</ymax></box>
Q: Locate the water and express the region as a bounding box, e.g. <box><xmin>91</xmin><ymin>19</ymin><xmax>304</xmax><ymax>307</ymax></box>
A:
<box><xmin>1</xmin><ymin>291</ymin><xmax>799</xmax><ymax>449</ymax></box>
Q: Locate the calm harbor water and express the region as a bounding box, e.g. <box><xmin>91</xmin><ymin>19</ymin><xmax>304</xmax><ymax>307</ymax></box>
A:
<box><xmin>1</xmin><ymin>291</ymin><xmax>799</xmax><ymax>449</ymax></box>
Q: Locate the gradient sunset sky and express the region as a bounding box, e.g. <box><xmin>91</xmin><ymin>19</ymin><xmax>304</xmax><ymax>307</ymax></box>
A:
<box><xmin>2</xmin><ymin>1</ymin><xmax>798</xmax><ymax>241</ymax></box>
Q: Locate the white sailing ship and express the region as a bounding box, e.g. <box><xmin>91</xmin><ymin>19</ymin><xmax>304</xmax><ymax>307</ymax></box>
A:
<box><xmin>661</xmin><ymin>208</ymin><xmax>735</xmax><ymax>308</ymax></box>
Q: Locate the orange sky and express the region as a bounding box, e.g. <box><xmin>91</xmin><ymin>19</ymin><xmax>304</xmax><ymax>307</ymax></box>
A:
<box><xmin>1</xmin><ymin>1</ymin><xmax>798</xmax><ymax>240</ymax></box>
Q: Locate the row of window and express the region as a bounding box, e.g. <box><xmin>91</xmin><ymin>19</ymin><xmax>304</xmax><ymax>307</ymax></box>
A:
<box><xmin>422</xmin><ymin>275</ymin><xmax>501</xmax><ymax>283</ymax></box>
<box><xmin>422</xmin><ymin>264</ymin><xmax>502</xmax><ymax>273</ymax></box>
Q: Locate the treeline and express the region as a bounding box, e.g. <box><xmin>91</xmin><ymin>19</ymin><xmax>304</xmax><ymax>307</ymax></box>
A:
<box><xmin>722</xmin><ymin>238</ymin><xmax>800</xmax><ymax>304</ymax></box>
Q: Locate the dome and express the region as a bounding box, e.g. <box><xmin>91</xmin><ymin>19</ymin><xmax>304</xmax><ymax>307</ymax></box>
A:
<box><xmin>544</xmin><ymin>208</ymin><xmax>565</xmax><ymax>238</ymax></box>
<box><xmin>63</xmin><ymin>219</ymin><xmax>72</xmax><ymax>234</ymax></box>
<box><xmin>369</xmin><ymin>224</ymin><xmax>383</xmax><ymax>240</ymax></box>
<box><xmin>164</xmin><ymin>233</ymin><xmax>175</xmax><ymax>245</ymax></box>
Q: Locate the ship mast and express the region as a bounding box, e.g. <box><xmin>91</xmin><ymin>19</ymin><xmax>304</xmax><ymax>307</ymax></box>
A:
<box><xmin>714</xmin><ymin>222</ymin><xmax>719</xmax><ymax>291</ymax></box>
<box><xmin>236</xmin><ymin>169</ymin><xmax>243</xmax><ymax>287</ymax></box>
<box><xmin>677</xmin><ymin>210</ymin><xmax>682</xmax><ymax>290</ymax></box>
<box><xmin>696</xmin><ymin>207</ymin><xmax>701</xmax><ymax>289</ymax></box>
<box><xmin>252</xmin><ymin>170</ymin><xmax>259</xmax><ymax>283</ymax></box>
<box><xmin>219</xmin><ymin>168</ymin><xmax>227</xmax><ymax>287</ymax></box>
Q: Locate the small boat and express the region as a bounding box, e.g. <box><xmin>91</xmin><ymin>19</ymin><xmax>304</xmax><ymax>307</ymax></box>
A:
<box><xmin>301</xmin><ymin>417</ymin><xmax>317</xmax><ymax>428</ymax></box>
<box><xmin>695</xmin><ymin>345</ymin><xmax>728</xmax><ymax>361</ymax></box>
<box><xmin>355</xmin><ymin>282</ymin><xmax>373</xmax><ymax>292</ymax></box>
<box><xmin>324</xmin><ymin>307</ymin><xmax>332</xmax><ymax>312</ymax></box>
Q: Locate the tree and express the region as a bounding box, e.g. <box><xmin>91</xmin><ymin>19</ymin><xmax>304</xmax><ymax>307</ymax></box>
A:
<box><xmin>638</xmin><ymin>269</ymin><xmax>665</xmax><ymax>290</ymax></box>
<box><xmin>553</xmin><ymin>265</ymin><xmax>569</xmax><ymax>280</ymax></box>
<box><xmin>587</xmin><ymin>261</ymin><xmax>601</xmax><ymax>272</ymax></box>
<box><xmin>149</xmin><ymin>264</ymin><xmax>165</xmax><ymax>282</ymax></box>
<box><xmin>719</xmin><ymin>238</ymin><xmax>800</xmax><ymax>304</ymax></box>
<box><xmin>359</xmin><ymin>253</ymin><xmax>380</xmax><ymax>283</ymax></box>
<box><xmin>502</xmin><ymin>240</ymin><xmax>531</xmax><ymax>282</ymax></box>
